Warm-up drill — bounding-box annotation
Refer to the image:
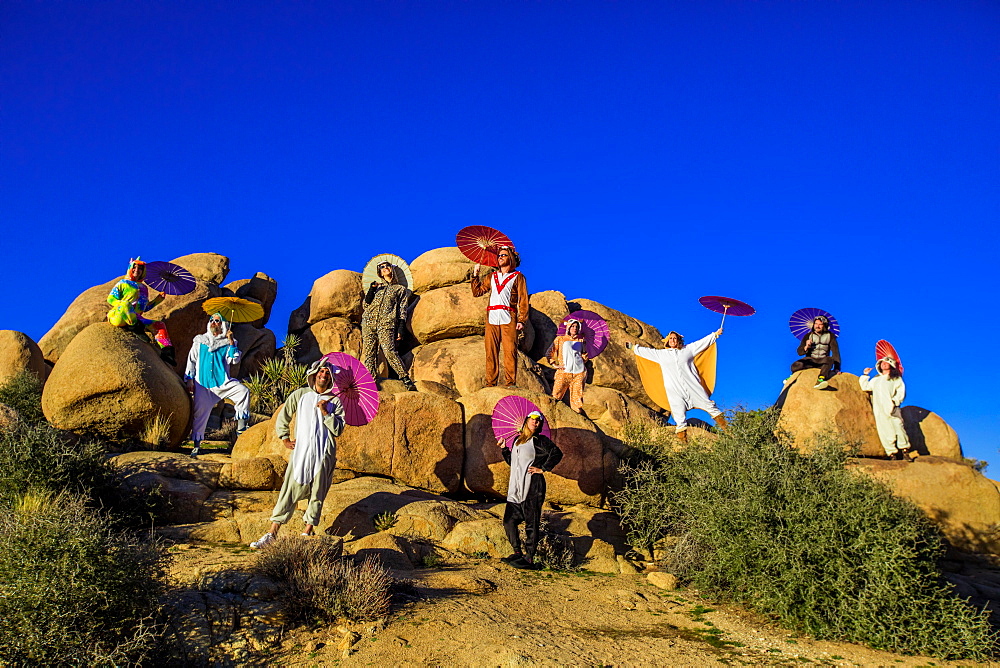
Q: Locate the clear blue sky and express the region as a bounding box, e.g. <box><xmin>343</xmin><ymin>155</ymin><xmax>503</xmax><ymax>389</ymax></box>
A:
<box><xmin>3</xmin><ymin>2</ymin><xmax>998</xmax><ymax>467</ymax></box>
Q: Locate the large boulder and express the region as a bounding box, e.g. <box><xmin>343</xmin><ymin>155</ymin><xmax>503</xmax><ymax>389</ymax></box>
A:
<box><xmin>527</xmin><ymin>291</ymin><xmax>569</xmax><ymax>360</ymax></box>
<box><xmin>170</xmin><ymin>252</ymin><xmax>230</xmax><ymax>285</ymax></box>
<box><xmin>459</xmin><ymin>387</ymin><xmax>611</xmax><ymax>506</ymax></box>
<box><xmin>228</xmin><ymin>323</ymin><xmax>277</xmax><ymax>379</ymax></box>
<box><xmin>581</xmin><ymin>385</ymin><xmax>667</xmax><ymax>435</ymax></box>
<box><xmin>777</xmin><ymin>369</ymin><xmax>883</xmax><ymax>457</ymax></box>
<box><xmin>306</xmin><ymin>270</ymin><xmax>363</xmax><ymax>325</ymax></box>
<box><xmin>39</xmin><ymin>277</ymin><xmax>120</xmax><ymax>364</ymax></box>
<box><xmin>109</xmin><ymin>451</ymin><xmax>224</xmax><ymax>488</ymax></box>
<box><xmin>294</xmin><ymin>317</ymin><xmax>363</xmax><ymax>365</ymax></box>
<box><xmin>410</xmin><ymin>336</ymin><xmax>549</xmax><ymax>397</ymax></box>
<box><xmin>409</xmin><ymin>247</ymin><xmax>475</xmax><ymax>294</ymax></box>
<box><xmin>224</xmin><ymin>272</ymin><xmax>278</xmax><ymax>327</ymax></box>
<box><xmin>852</xmin><ymin>457</ymin><xmax>1000</xmax><ymax>554</ymax></box>
<box><xmin>902</xmin><ymin>406</ymin><xmax>963</xmax><ymax>459</ymax></box>
<box><xmin>409</xmin><ymin>283</ymin><xmax>487</xmax><ymax>344</ymax></box>
<box><xmin>41</xmin><ymin>323</ymin><xmax>191</xmax><ymax>446</ymax></box>
<box><xmin>0</xmin><ymin>330</ymin><xmax>49</xmax><ymax>385</ymax></box>
<box><xmin>566</xmin><ymin>298</ymin><xmax>664</xmax><ymax>344</ymax></box>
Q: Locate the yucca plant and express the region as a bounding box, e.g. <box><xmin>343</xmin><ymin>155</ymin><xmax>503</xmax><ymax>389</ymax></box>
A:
<box><xmin>246</xmin><ymin>335</ymin><xmax>309</xmax><ymax>415</ymax></box>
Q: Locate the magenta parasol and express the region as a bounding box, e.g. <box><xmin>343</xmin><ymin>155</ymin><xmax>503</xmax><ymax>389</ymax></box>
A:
<box><xmin>144</xmin><ymin>261</ymin><xmax>196</xmax><ymax>296</ymax></box>
<box><xmin>456</xmin><ymin>225</ymin><xmax>514</xmax><ymax>267</ymax></box>
<box><xmin>875</xmin><ymin>340</ymin><xmax>904</xmax><ymax>375</ymax></box>
<box><xmin>789</xmin><ymin>307</ymin><xmax>841</xmax><ymax>340</ymax></box>
<box><xmin>556</xmin><ymin>310</ymin><xmax>610</xmax><ymax>358</ymax></box>
<box><xmin>492</xmin><ymin>395</ymin><xmax>551</xmax><ymax>448</ymax></box>
<box><xmin>699</xmin><ymin>295</ymin><xmax>756</xmax><ymax>328</ymax></box>
<box><xmin>321</xmin><ymin>352</ymin><xmax>380</xmax><ymax>426</ymax></box>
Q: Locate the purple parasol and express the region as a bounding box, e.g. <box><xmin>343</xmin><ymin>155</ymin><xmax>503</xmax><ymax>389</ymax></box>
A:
<box><xmin>699</xmin><ymin>295</ymin><xmax>756</xmax><ymax>328</ymax></box>
<box><xmin>492</xmin><ymin>395</ymin><xmax>551</xmax><ymax>448</ymax></box>
<box><xmin>789</xmin><ymin>308</ymin><xmax>841</xmax><ymax>340</ymax></box>
<box><xmin>556</xmin><ymin>310</ymin><xmax>610</xmax><ymax>358</ymax></box>
<box><xmin>321</xmin><ymin>352</ymin><xmax>380</xmax><ymax>427</ymax></box>
<box><xmin>144</xmin><ymin>261</ymin><xmax>196</xmax><ymax>296</ymax></box>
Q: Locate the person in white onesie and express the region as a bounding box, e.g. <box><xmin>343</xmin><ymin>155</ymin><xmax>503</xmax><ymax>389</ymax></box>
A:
<box><xmin>251</xmin><ymin>359</ymin><xmax>346</xmax><ymax>548</ymax></box>
<box><xmin>627</xmin><ymin>329</ymin><xmax>727</xmax><ymax>442</ymax></box>
<box><xmin>184</xmin><ymin>313</ymin><xmax>251</xmax><ymax>456</ymax></box>
<box><xmin>859</xmin><ymin>357</ymin><xmax>912</xmax><ymax>460</ymax></box>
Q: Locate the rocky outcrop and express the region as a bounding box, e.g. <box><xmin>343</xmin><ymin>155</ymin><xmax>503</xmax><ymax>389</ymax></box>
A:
<box><xmin>39</xmin><ymin>277</ymin><xmax>120</xmax><ymax>364</ymax></box>
<box><xmin>527</xmin><ymin>290</ymin><xmax>569</xmax><ymax>360</ymax></box>
<box><xmin>410</xmin><ymin>336</ymin><xmax>549</xmax><ymax>397</ymax></box>
<box><xmin>902</xmin><ymin>406</ymin><xmax>963</xmax><ymax>459</ymax></box>
<box><xmin>409</xmin><ymin>247</ymin><xmax>475</xmax><ymax>294</ymax></box>
<box><xmin>171</xmin><ymin>252</ymin><xmax>230</xmax><ymax>285</ymax></box>
<box><xmin>224</xmin><ymin>272</ymin><xmax>278</xmax><ymax>327</ymax></box>
<box><xmin>294</xmin><ymin>316</ymin><xmax>363</xmax><ymax>365</ymax></box>
<box><xmin>409</xmin><ymin>283</ymin><xmax>488</xmax><ymax>344</ymax></box>
<box><xmin>0</xmin><ymin>330</ymin><xmax>49</xmax><ymax>385</ymax></box>
<box><xmin>305</xmin><ymin>270</ymin><xmax>364</xmax><ymax>324</ymax></box>
<box><xmin>41</xmin><ymin>323</ymin><xmax>191</xmax><ymax>446</ymax></box>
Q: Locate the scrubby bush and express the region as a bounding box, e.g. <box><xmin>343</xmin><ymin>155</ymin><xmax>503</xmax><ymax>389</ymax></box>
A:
<box><xmin>616</xmin><ymin>409</ymin><xmax>997</xmax><ymax>660</ymax></box>
<box><xmin>0</xmin><ymin>369</ymin><xmax>44</xmax><ymax>424</ymax></box>
<box><xmin>245</xmin><ymin>334</ymin><xmax>309</xmax><ymax>415</ymax></box>
<box><xmin>528</xmin><ymin>516</ymin><xmax>579</xmax><ymax>571</ymax></box>
<box><xmin>0</xmin><ymin>490</ymin><xmax>169</xmax><ymax>665</ymax></box>
<box><xmin>253</xmin><ymin>537</ymin><xmax>392</xmax><ymax>622</ymax></box>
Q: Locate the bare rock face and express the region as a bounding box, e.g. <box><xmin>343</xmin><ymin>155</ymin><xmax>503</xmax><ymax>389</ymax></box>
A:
<box><xmin>527</xmin><ymin>291</ymin><xmax>569</xmax><ymax>360</ymax></box>
<box><xmin>410</xmin><ymin>336</ymin><xmax>549</xmax><ymax>397</ymax></box>
<box><xmin>228</xmin><ymin>323</ymin><xmax>276</xmax><ymax>378</ymax></box>
<box><xmin>41</xmin><ymin>323</ymin><xmax>191</xmax><ymax>447</ymax></box>
<box><xmin>306</xmin><ymin>270</ymin><xmax>363</xmax><ymax>325</ymax></box>
<box><xmin>171</xmin><ymin>252</ymin><xmax>230</xmax><ymax>285</ymax></box>
<box><xmin>581</xmin><ymin>385</ymin><xmax>666</xmax><ymax>435</ymax></box>
<box><xmin>109</xmin><ymin>451</ymin><xmax>224</xmax><ymax>488</ymax></box>
<box><xmin>852</xmin><ymin>457</ymin><xmax>1000</xmax><ymax>554</ymax></box>
<box><xmin>0</xmin><ymin>330</ymin><xmax>49</xmax><ymax>385</ymax></box>
<box><xmin>777</xmin><ymin>369</ymin><xmax>884</xmax><ymax>457</ymax></box>
<box><xmin>410</xmin><ymin>283</ymin><xmax>488</xmax><ymax>344</ymax></box>
<box><xmin>566</xmin><ymin>298</ymin><xmax>664</xmax><ymax>344</ymax></box>
<box><xmin>295</xmin><ymin>316</ymin><xmax>363</xmax><ymax>365</ymax></box>
<box><xmin>219</xmin><ymin>456</ymin><xmax>286</xmax><ymax>491</ymax></box>
<box><xmin>901</xmin><ymin>406</ymin><xmax>963</xmax><ymax>459</ymax></box>
<box><xmin>459</xmin><ymin>387</ymin><xmax>611</xmax><ymax>506</ymax></box>
<box><xmin>410</xmin><ymin>247</ymin><xmax>475</xmax><ymax>294</ymax></box>
<box><xmin>39</xmin><ymin>277</ymin><xmax>120</xmax><ymax>364</ymax></box>
<box><xmin>224</xmin><ymin>272</ymin><xmax>278</xmax><ymax>327</ymax></box>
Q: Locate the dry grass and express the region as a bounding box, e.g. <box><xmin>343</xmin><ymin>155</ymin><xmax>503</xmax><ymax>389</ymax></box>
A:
<box><xmin>140</xmin><ymin>412</ymin><xmax>172</xmax><ymax>449</ymax></box>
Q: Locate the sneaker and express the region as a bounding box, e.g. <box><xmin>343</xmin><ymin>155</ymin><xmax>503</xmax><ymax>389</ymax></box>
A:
<box><xmin>782</xmin><ymin>375</ymin><xmax>794</xmax><ymax>387</ymax></box>
<box><xmin>509</xmin><ymin>556</ymin><xmax>537</xmax><ymax>569</ymax></box>
<box><xmin>813</xmin><ymin>378</ymin><xmax>829</xmax><ymax>390</ymax></box>
<box><xmin>500</xmin><ymin>553</ymin><xmax>523</xmax><ymax>564</ymax></box>
<box><xmin>236</xmin><ymin>418</ymin><xmax>248</xmax><ymax>435</ymax></box>
<box><xmin>250</xmin><ymin>532</ymin><xmax>276</xmax><ymax>549</ymax></box>
<box><xmin>190</xmin><ymin>446</ymin><xmax>201</xmax><ymax>457</ymax></box>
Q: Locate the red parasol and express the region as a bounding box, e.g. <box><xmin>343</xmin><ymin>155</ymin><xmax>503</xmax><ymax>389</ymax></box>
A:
<box><xmin>321</xmin><ymin>352</ymin><xmax>380</xmax><ymax>426</ymax></box>
<box><xmin>699</xmin><ymin>295</ymin><xmax>756</xmax><ymax>328</ymax></box>
<box><xmin>789</xmin><ymin>307</ymin><xmax>841</xmax><ymax>340</ymax></box>
<box><xmin>875</xmin><ymin>340</ymin><xmax>904</xmax><ymax>375</ymax></box>
<box><xmin>492</xmin><ymin>395</ymin><xmax>551</xmax><ymax>448</ymax></box>
<box><xmin>556</xmin><ymin>310</ymin><xmax>610</xmax><ymax>358</ymax></box>
<box><xmin>456</xmin><ymin>225</ymin><xmax>514</xmax><ymax>267</ymax></box>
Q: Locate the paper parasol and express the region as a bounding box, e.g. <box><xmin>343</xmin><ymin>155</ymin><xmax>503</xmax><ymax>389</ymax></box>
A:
<box><xmin>699</xmin><ymin>295</ymin><xmax>755</xmax><ymax>328</ymax></box>
<box><xmin>321</xmin><ymin>352</ymin><xmax>380</xmax><ymax>426</ymax></box>
<box><xmin>362</xmin><ymin>253</ymin><xmax>414</xmax><ymax>291</ymax></box>
<box><xmin>144</xmin><ymin>261</ymin><xmax>196</xmax><ymax>296</ymax></box>
<box><xmin>875</xmin><ymin>340</ymin><xmax>904</xmax><ymax>375</ymax></box>
<box><xmin>201</xmin><ymin>296</ymin><xmax>265</xmax><ymax>324</ymax></box>
<box><xmin>556</xmin><ymin>310</ymin><xmax>610</xmax><ymax>358</ymax></box>
<box><xmin>492</xmin><ymin>395</ymin><xmax>551</xmax><ymax>448</ymax></box>
<box><xmin>456</xmin><ymin>225</ymin><xmax>513</xmax><ymax>267</ymax></box>
<box><xmin>789</xmin><ymin>308</ymin><xmax>841</xmax><ymax>340</ymax></box>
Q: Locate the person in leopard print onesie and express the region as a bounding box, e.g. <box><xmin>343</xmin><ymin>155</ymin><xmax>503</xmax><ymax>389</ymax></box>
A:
<box><xmin>362</xmin><ymin>260</ymin><xmax>416</xmax><ymax>390</ymax></box>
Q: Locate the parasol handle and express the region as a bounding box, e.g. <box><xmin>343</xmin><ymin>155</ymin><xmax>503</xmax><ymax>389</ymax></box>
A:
<box><xmin>720</xmin><ymin>304</ymin><xmax>730</xmax><ymax>329</ymax></box>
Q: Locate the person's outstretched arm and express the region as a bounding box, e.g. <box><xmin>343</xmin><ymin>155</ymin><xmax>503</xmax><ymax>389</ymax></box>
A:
<box><xmin>686</xmin><ymin>331</ymin><xmax>719</xmax><ymax>356</ymax></box>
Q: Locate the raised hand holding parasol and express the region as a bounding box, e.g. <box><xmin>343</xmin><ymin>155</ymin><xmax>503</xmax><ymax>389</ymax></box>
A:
<box><xmin>789</xmin><ymin>307</ymin><xmax>841</xmax><ymax>339</ymax></box>
<box><xmin>202</xmin><ymin>296</ymin><xmax>265</xmax><ymax>324</ymax></box>
<box><xmin>456</xmin><ymin>225</ymin><xmax>514</xmax><ymax>267</ymax></box>
<box><xmin>144</xmin><ymin>261</ymin><xmax>197</xmax><ymax>296</ymax></box>
<box><xmin>492</xmin><ymin>395</ymin><xmax>551</xmax><ymax>448</ymax></box>
<box><xmin>699</xmin><ymin>295</ymin><xmax>756</xmax><ymax>329</ymax></box>
<box><xmin>321</xmin><ymin>352</ymin><xmax>380</xmax><ymax>426</ymax></box>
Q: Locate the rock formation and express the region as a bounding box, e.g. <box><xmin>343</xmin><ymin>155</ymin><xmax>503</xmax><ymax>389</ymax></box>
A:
<box><xmin>0</xmin><ymin>330</ymin><xmax>49</xmax><ymax>384</ymax></box>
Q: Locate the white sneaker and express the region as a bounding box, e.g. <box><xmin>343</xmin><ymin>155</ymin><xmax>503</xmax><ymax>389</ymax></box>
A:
<box><xmin>813</xmin><ymin>379</ymin><xmax>829</xmax><ymax>390</ymax></box>
<box><xmin>782</xmin><ymin>376</ymin><xmax>794</xmax><ymax>387</ymax></box>
<box><xmin>250</xmin><ymin>532</ymin><xmax>275</xmax><ymax>549</ymax></box>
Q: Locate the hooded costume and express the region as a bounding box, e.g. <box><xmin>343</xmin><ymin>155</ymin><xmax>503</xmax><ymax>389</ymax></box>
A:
<box><xmin>632</xmin><ymin>331</ymin><xmax>725</xmax><ymax>434</ymax></box>
<box><xmin>548</xmin><ymin>320</ymin><xmax>588</xmax><ymax>413</ymax></box>
<box><xmin>268</xmin><ymin>359</ymin><xmax>346</xmax><ymax>528</ymax></box>
<box><xmin>471</xmin><ymin>247</ymin><xmax>529</xmax><ymax>387</ymax></box>
<box><xmin>107</xmin><ymin>258</ymin><xmax>174</xmax><ymax>364</ymax></box>
<box><xmin>500</xmin><ymin>412</ymin><xmax>563</xmax><ymax>564</ymax></box>
<box><xmin>859</xmin><ymin>357</ymin><xmax>910</xmax><ymax>457</ymax></box>
<box><xmin>790</xmin><ymin>317</ymin><xmax>840</xmax><ymax>386</ymax></box>
<box><xmin>184</xmin><ymin>313</ymin><xmax>251</xmax><ymax>451</ymax></box>
<box><xmin>361</xmin><ymin>265</ymin><xmax>415</xmax><ymax>389</ymax></box>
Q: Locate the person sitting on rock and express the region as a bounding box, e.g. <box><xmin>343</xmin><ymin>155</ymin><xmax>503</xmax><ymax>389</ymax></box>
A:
<box><xmin>106</xmin><ymin>257</ymin><xmax>175</xmax><ymax>365</ymax></box>
<box><xmin>627</xmin><ymin>330</ymin><xmax>727</xmax><ymax>443</ymax></box>
<box><xmin>548</xmin><ymin>319</ymin><xmax>589</xmax><ymax>414</ymax></box>
<box><xmin>787</xmin><ymin>316</ymin><xmax>840</xmax><ymax>390</ymax></box>
<box><xmin>498</xmin><ymin>410</ymin><xmax>563</xmax><ymax>570</ymax></box>
<box><xmin>251</xmin><ymin>360</ymin><xmax>346</xmax><ymax>549</ymax></box>
<box><xmin>860</xmin><ymin>357</ymin><xmax>913</xmax><ymax>460</ymax></box>
<box><xmin>471</xmin><ymin>246</ymin><xmax>528</xmax><ymax>388</ymax></box>
<box><xmin>185</xmin><ymin>312</ymin><xmax>251</xmax><ymax>457</ymax></box>
<box><xmin>362</xmin><ymin>259</ymin><xmax>416</xmax><ymax>390</ymax></box>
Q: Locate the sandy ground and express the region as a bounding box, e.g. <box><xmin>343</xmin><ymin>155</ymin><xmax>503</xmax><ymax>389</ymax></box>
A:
<box><xmin>168</xmin><ymin>542</ymin><xmax>983</xmax><ymax>667</ymax></box>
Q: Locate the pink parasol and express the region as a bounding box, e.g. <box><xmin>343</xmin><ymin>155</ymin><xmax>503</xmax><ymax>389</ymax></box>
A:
<box><xmin>492</xmin><ymin>395</ymin><xmax>551</xmax><ymax>448</ymax></box>
<box><xmin>556</xmin><ymin>310</ymin><xmax>610</xmax><ymax>358</ymax></box>
<box><xmin>699</xmin><ymin>295</ymin><xmax>756</xmax><ymax>328</ymax></box>
<box><xmin>321</xmin><ymin>352</ymin><xmax>380</xmax><ymax>426</ymax></box>
<box><xmin>456</xmin><ymin>225</ymin><xmax>514</xmax><ymax>267</ymax></box>
<box><xmin>875</xmin><ymin>340</ymin><xmax>904</xmax><ymax>375</ymax></box>
<box><xmin>789</xmin><ymin>307</ymin><xmax>841</xmax><ymax>340</ymax></box>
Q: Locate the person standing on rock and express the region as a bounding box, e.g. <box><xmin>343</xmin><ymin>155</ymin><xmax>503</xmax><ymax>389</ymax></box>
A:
<box><xmin>859</xmin><ymin>357</ymin><xmax>913</xmax><ymax>460</ymax></box>
<box><xmin>184</xmin><ymin>313</ymin><xmax>251</xmax><ymax>457</ymax></box>
<box><xmin>471</xmin><ymin>246</ymin><xmax>528</xmax><ymax>388</ymax></box>
<box><xmin>362</xmin><ymin>260</ymin><xmax>416</xmax><ymax>390</ymax></box>
<box><xmin>548</xmin><ymin>319</ymin><xmax>589</xmax><ymax>414</ymax></box>
<box><xmin>787</xmin><ymin>316</ymin><xmax>840</xmax><ymax>390</ymax></box>
<box><xmin>627</xmin><ymin>330</ymin><xmax>727</xmax><ymax>443</ymax></box>
<box><xmin>106</xmin><ymin>257</ymin><xmax>176</xmax><ymax>365</ymax></box>
<box><xmin>251</xmin><ymin>360</ymin><xmax>346</xmax><ymax>548</ymax></box>
<box><xmin>498</xmin><ymin>410</ymin><xmax>563</xmax><ymax>569</ymax></box>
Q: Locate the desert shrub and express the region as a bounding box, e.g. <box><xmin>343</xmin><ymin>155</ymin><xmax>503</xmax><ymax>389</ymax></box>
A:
<box><xmin>616</xmin><ymin>409</ymin><xmax>997</xmax><ymax>660</ymax></box>
<box><xmin>245</xmin><ymin>334</ymin><xmax>309</xmax><ymax>415</ymax></box>
<box><xmin>373</xmin><ymin>510</ymin><xmax>399</xmax><ymax>532</ymax></box>
<box><xmin>0</xmin><ymin>369</ymin><xmax>44</xmax><ymax>425</ymax></box>
<box><xmin>253</xmin><ymin>537</ymin><xmax>392</xmax><ymax>622</ymax></box>
<box><xmin>0</xmin><ymin>490</ymin><xmax>169</xmax><ymax>665</ymax></box>
<box><xmin>528</xmin><ymin>516</ymin><xmax>579</xmax><ymax>571</ymax></box>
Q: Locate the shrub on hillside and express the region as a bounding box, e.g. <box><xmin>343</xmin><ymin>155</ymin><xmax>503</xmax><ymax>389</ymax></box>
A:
<box><xmin>0</xmin><ymin>490</ymin><xmax>169</xmax><ymax>665</ymax></box>
<box><xmin>0</xmin><ymin>369</ymin><xmax>44</xmax><ymax>424</ymax></box>
<box><xmin>616</xmin><ymin>409</ymin><xmax>997</xmax><ymax>660</ymax></box>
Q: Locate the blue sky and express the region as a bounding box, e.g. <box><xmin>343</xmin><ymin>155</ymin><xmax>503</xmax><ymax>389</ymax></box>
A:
<box><xmin>3</xmin><ymin>2</ymin><xmax>998</xmax><ymax>467</ymax></box>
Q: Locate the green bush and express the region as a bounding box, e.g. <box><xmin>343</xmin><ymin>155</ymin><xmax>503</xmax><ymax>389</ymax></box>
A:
<box><xmin>616</xmin><ymin>409</ymin><xmax>997</xmax><ymax>660</ymax></box>
<box><xmin>0</xmin><ymin>490</ymin><xmax>169</xmax><ymax>665</ymax></box>
<box><xmin>0</xmin><ymin>369</ymin><xmax>45</xmax><ymax>424</ymax></box>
